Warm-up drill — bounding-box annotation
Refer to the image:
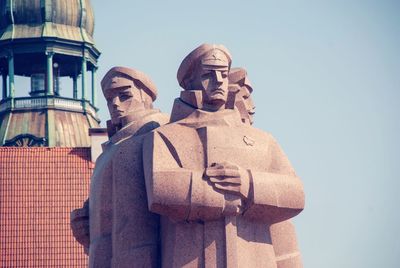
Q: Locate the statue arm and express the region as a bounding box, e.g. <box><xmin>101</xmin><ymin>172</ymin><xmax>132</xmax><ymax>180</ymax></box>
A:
<box><xmin>270</xmin><ymin>220</ymin><xmax>303</xmax><ymax>268</ymax></box>
<box><xmin>243</xmin><ymin>137</ymin><xmax>305</xmax><ymax>223</ymax></box>
<box><xmin>143</xmin><ymin>131</ymin><xmax>225</xmax><ymax>222</ymax></box>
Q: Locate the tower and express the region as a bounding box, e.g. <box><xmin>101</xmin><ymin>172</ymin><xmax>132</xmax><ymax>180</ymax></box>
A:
<box><xmin>0</xmin><ymin>0</ymin><xmax>101</xmax><ymax>147</ymax></box>
<box><xmin>0</xmin><ymin>1</ymin><xmax>105</xmax><ymax>266</ymax></box>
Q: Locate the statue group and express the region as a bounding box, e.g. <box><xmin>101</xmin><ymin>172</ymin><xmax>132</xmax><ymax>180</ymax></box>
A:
<box><xmin>71</xmin><ymin>44</ymin><xmax>305</xmax><ymax>268</ymax></box>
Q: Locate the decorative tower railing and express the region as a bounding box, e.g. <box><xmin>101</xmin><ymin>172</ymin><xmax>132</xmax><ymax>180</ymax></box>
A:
<box><xmin>0</xmin><ymin>96</ymin><xmax>98</xmax><ymax>119</ymax></box>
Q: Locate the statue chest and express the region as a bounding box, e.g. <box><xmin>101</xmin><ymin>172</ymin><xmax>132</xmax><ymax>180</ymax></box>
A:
<box><xmin>199</xmin><ymin>125</ymin><xmax>271</xmax><ymax>172</ymax></box>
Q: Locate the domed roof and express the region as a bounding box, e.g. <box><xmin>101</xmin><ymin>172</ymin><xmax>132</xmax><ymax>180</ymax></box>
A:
<box><xmin>0</xmin><ymin>0</ymin><xmax>95</xmax><ymax>43</ymax></box>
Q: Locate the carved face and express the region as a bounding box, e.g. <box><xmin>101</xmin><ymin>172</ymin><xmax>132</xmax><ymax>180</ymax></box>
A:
<box><xmin>199</xmin><ymin>67</ymin><xmax>229</xmax><ymax>108</ymax></box>
<box><xmin>243</xmin><ymin>93</ymin><xmax>255</xmax><ymax>125</ymax></box>
<box><xmin>240</xmin><ymin>85</ymin><xmax>255</xmax><ymax>124</ymax></box>
<box><xmin>230</xmin><ymin>83</ymin><xmax>255</xmax><ymax>125</ymax></box>
<box><xmin>192</xmin><ymin>50</ymin><xmax>230</xmax><ymax>111</ymax></box>
<box><xmin>103</xmin><ymin>76</ymin><xmax>143</xmax><ymax>125</ymax></box>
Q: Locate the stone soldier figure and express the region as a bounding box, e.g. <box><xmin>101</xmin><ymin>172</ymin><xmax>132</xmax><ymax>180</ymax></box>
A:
<box><xmin>143</xmin><ymin>44</ymin><xmax>305</xmax><ymax>267</ymax></box>
<box><xmin>229</xmin><ymin>67</ymin><xmax>303</xmax><ymax>267</ymax></box>
<box><xmin>71</xmin><ymin>66</ymin><xmax>169</xmax><ymax>267</ymax></box>
<box><xmin>227</xmin><ymin>67</ymin><xmax>255</xmax><ymax>125</ymax></box>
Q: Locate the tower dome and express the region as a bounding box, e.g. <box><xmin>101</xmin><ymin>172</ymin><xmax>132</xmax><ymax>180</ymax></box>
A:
<box><xmin>0</xmin><ymin>0</ymin><xmax>101</xmax><ymax>147</ymax></box>
<box><xmin>0</xmin><ymin>0</ymin><xmax>95</xmax><ymax>43</ymax></box>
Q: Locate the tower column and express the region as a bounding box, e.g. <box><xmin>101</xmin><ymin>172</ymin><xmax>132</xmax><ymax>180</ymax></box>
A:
<box><xmin>8</xmin><ymin>53</ymin><xmax>15</xmax><ymax>99</ymax></box>
<box><xmin>91</xmin><ymin>66</ymin><xmax>97</xmax><ymax>107</ymax></box>
<box><xmin>7</xmin><ymin>53</ymin><xmax>15</xmax><ymax>109</ymax></box>
<box><xmin>81</xmin><ymin>57</ymin><xmax>87</xmax><ymax>100</ymax></box>
<box><xmin>73</xmin><ymin>75</ymin><xmax>78</xmax><ymax>99</ymax></box>
<box><xmin>2</xmin><ymin>72</ymin><xmax>6</xmax><ymax>100</ymax></box>
<box><xmin>46</xmin><ymin>52</ymin><xmax>54</xmax><ymax>95</ymax></box>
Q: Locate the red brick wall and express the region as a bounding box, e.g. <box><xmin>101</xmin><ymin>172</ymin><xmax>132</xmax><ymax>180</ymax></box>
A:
<box><xmin>0</xmin><ymin>147</ymin><xmax>92</xmax><ymax>267</ymax></box>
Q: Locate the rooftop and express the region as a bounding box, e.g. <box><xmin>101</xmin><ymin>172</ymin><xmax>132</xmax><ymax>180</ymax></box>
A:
<box><xmin>0</xmin><ymin>147</ymin><xmax>92</xmax><ymax>267</ymax></box>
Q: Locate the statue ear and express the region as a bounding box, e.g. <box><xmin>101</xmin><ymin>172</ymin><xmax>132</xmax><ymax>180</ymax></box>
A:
<box><xmin>180</xmin><ymin>90</ymin><xmax>203</xmax><ymax>109</ymax></box>
<box><xmin>140</xmin><ymin>90</ymin><xmax>154</xmax><ymax>109</ymax></box>
<box><xmin>181</xmin><ymin>77</ymin><xmax>194</xmax><ymax>90</ymax></box>
<box><xmin>226</xmin><ymin>85</ymin><xmax>240</xmax><ymax>110</ymax></box>
<box><xmin>225</xmin><ymin>90</ymin><xmax>237</xmax><ymax>110</ymax></box>
<box><xmin>183</xmin><ymin>63</ymin><xmax>201</xmax><ymax>90</ymax></box>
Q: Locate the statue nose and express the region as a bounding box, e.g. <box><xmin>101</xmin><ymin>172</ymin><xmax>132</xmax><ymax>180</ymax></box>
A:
<box><xmin>215</xmin><ymin>71</ymin><xmax>223</xmax><ymax>83</ymax></box>
<box><xmin>112</xmin><ymin>98</ymin><xmax>120</xmax><ymax>107</ymax></box>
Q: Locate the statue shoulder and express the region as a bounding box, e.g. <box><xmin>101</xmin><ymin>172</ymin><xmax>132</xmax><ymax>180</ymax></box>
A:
<box><xmin>145</xmin><ymin>122</ymin><xmax>199</xmax><ymax>153</ymax></box>
<box><xmin>149</xmin><ymin>111</ymin><xmax>170</xmax><ymax>127</ymax></box>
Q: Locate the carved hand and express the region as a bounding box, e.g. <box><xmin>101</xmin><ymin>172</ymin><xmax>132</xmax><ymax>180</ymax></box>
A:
<box><xmin>70</xmin><ymin>201</ymin><xmax>90</xmax><ymax>252</ymax></box>
<box><xmin>205</xmin><ymin>161</ymin><xmax>250</xmax><ymax>200</ymax></box>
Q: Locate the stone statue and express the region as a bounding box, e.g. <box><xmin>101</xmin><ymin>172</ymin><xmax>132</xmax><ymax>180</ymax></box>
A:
<box><xmin>229</xmin><ymin>67</ymin><xmax>303</xmax><ymax>267</ymax></box>
<box><xmin>143</xmin><ymin>44</ymin><xmax>305</xmax><ymax>267</ymax></box>
<box><xmin>71</xmin><ymin>67</ymin><xmax>169</xmax><ymax>267</ymax></box>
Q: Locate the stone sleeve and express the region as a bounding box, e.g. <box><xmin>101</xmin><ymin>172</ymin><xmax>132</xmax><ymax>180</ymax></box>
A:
<box><xmin>187</xmin><ymin>171</ymin><xmax>225</xmax><ymax>221</ymax></box>
<box><xmin>270</xmin><ymin>220</ymin><xmax>303</xmax><ymax>268</ymax></box>
<box><xmin>243</xmin><ymin>136</ymin><xmax>305</xmax><ymax>223</ymax></box>
<box><xmin>70</xmin><ymin>199</ymin><xmax>90</xmax><ymax>253</ymax></box>
<box><xmin>143</xmin><ymin>131</ymin><xmax>225</xmax><ymax>222</ymax></box>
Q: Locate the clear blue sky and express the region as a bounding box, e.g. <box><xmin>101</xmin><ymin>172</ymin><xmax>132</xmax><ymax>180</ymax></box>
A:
<box><xmin>16</xmin><ymin>1</ymin><xmax>397</xmax><ymax>267</ymax></box>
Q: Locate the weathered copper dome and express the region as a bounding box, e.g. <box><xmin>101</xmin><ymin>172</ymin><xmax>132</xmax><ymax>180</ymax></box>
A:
<box><xmin>0</xmin><ymin>0</ymin><xmax>101</xmax><ymax>147</ymax></box>
<box><xmin>0</xmin><ymin>0</ymin><xmax>95</xmax><ymax>43</ymax></box>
